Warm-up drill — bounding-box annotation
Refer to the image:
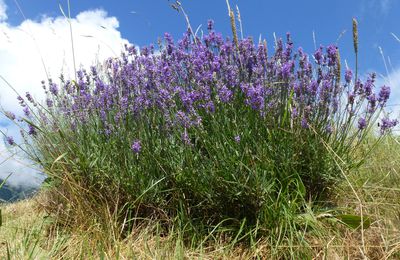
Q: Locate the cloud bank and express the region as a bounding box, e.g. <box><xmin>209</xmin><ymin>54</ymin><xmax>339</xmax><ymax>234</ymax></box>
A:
<box><xmin>0</xmin><ymin>5</ymin><xmax>130</xmax><ymax>111</ymax></box>
<box><xmin>0</xmin><ymin>0</ymin><xmax>6</xmax><ymax>21</ymax></box>
<box><xmin>0</xmin><ymin>0</ymin><xmax>130</xmax><ymax>187</ymax></box>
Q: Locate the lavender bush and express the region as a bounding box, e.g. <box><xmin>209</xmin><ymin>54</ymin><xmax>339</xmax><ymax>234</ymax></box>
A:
<box><xmin>2</xmin><ymin>20</ymin><xmax>397</xmax><ymax>249</ymax></box>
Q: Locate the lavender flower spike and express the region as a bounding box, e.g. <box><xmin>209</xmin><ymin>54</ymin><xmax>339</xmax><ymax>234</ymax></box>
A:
<box><xmin>28</xmin><ymin>124</ymin><xmax>37</xmax><ymax>136</ymax></box>
<box><xmin>5</xmin><ymin>111</ymin><xmax>16</xmax><ymax>121</ymax></box>
<box><xmin>380</xmin><ymin>118</ymin><xmax>398</xmax><ymax>134</ymax></box>
<box><xmin>344</xmin><ymin>69</ymin><xmax>353</xmax><ymax>83</ymax></box>
<box><xmin>234</xmin><ymin>135</ymin><xmax>241</xmax><ymax>143</ymax></box>
<box><xmin>378</xmin><ymin>85</ymin><xmax>390</xmax><ymax>104</ymax></box>
<box><xmin>131</xmin><ymin>140</ymin><xmax>142</xmax><ymax>154</ymax></box>
<box><xmin>6</xmin><ymin>136</ymin><xmax>15</xmax><ymax>146</ymax></box>
<box><xmin>358</xmin><ymin>117</ymin><xmax>366</xmax><ymax>130</ymax></box>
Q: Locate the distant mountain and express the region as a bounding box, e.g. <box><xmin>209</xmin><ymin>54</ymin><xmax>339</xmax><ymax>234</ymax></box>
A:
<box><xmin>0</xmin><ymin>179</ymin><xmax>38</xmax><ymax>203</ymax></box>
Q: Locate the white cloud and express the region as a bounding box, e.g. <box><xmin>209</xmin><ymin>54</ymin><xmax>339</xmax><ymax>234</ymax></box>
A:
<box><xmin>1</xmin><ymin>124</ymin><xmax>46</xmax><ymax>188</ymax></box>
<box><xmin>0</xmin><ymin>0</ymin><xmax>6</xmax><ymax>21</ymax></box>
<box><xmin>0</xmin><ymin>2</ymin><xmax>131</xmax><ymax>187</ymax></box>
<box><xmin>0</xmin><ymin>8</ymin><xmax>129</xmax><ymax>111</ymax></box>
<box><xmin>382</xmin><ymin>67</ymin><xmax>400</xmax><ymax>117</ymax></box>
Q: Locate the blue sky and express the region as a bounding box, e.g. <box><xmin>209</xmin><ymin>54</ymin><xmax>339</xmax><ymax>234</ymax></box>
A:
<box><xmin>4</xmin><ymin>0</ymin><xmax>400</xmax><ymax>74</ymax></box>
<box><xmin>1</xmin><ymin>0</ymin><xmax>400</xmax><ymax>186</ymax></box>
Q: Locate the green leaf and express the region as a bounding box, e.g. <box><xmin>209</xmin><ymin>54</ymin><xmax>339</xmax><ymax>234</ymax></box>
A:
<box><xmin>21</xmin><ymin>118</ymin><xmax>45</xmax><ymax>134</ymax></box>
<box><xmin>0</xmin><ymin>173</ymin><xmax>12</xmax><ymax>189</ymax></box>
<box><xmin>335</xmin><ymin>214</ymin><xmax>372</xmax><ymax>229</ymax></box>
<box><xmin>51</xmin><ymin>152</ymin><xmax>68</xmax><ymax>170</ymax></box>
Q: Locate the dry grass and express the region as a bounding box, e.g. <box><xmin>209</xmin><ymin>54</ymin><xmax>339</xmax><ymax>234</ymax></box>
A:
<box><xmin>333</xmin><ymin>135</ymin><xmax>400</xmax><ymax>259</ymax></box>
<box><xmin>1</xmin><ymin>136</ymin><xmax>400</xmax><ymax>259</ymax></box>
<box><xmin>0</xmin><ymin>195</ymin><xmax>399</xmax><ymax>259</ymax></box>
<box><xmin>0</xmin><ymin>194</ymin><xmax>269</xmax><ymax>259</ymax></box>
<box><xmin>0</xmin><ymin>194</ymin><xmax>48</xmax><ymax>259</ymax></box>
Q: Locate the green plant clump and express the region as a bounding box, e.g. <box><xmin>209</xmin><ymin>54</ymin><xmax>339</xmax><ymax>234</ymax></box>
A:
<box><xmin>1</xmin><ymin>18</ymin><xmax>397</xmax><ymax>257</ymax></box>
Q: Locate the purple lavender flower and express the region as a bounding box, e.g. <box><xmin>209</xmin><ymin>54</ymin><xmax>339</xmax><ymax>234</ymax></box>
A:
<box><xmin>234</xmin><ymin>135</ymin><xmax>241</xmax><ymax>143</ymax></box>
<box><xmin>378</xmin><ymin>85</ymin><xmax>390</xmax><ymax>104</ymax></box>
<box><xmin>301</xmin><ymin>118</ymin><xmax>308</xmax><ymax>128</ymax></box>
<box><xmin>246</xmin><ymin>84</ymin><xmax>265</xmax><ymax>111</ymax></box>
<box><xmin>380</xmin><ymin>118</ymin><xmax>398</xmax><ymax>134</ymax></box>
<box><xmin>131</xmin><ymin>140</ymin><xmax>142</xmax><ymax>154</ymax></box>
<box><xmin>164</xmin><ymin>33</ymin><xmax>174</xmax><ymax>55</ymax></box>
<box><xmin>128</xmin><ymin>45</ymin><xmax>137</xmax><ymax>55</ymax></box>
<box><xmin>99</xmin><ymin>110</ymin><xmax>107</xmax><ymax>123</ymax></box>
<box><xmin>77</xmin><ymin>70</ymin><xmax>84</xmax><ymax>80</ymax></box>
<box><xmin>344</xmin><ymin>69</ymin><xmax>353</xmax><ymax>83</ymax></box>
<box><xmin>358</xmin><ymin>117</ymin><xmax>366</xmax><ymax>130</ymax></box>
<box><xmin>17</xmin><ymin>23</ymin><xmax>393</xmax><ymax>165</ymax></box>
<box><xmin>293</xmin><ymin>82</ymin><xmax>301</xmax><ymax>96</ymax></box>
<box><xmin>28</xmin><ymin>124</ymin><xmax>37</xmax><ymax>136</ymax></box>
<box><xmin>326</xmin><ymin>45</ymin><xmax>337</xmax><ymax>56</ymax></box>
<box><xmin>6</xmin><ymin>136</ymin><xmax>15</xmax><ymax>146</ymax></box>
<box><xmin>25</xmin><ymin>92</ymin><xmax>34</xmax><ymax>103</ymax></box>
<box><xmin>176</xmin><ymin>111</ymin><xmax>192</xmax><ymax>128</ymax></box>
<box><xmin>281</xmin><ymin>61</ymin><xmax>292</xmax><ymax>79</ymax></box>
<box><xmin>284</xmin><ymin>32</ymin><xmax>293</xmax><ymax>60</ymax></box>
<box><xmin>5</xmin><ymin>111</ymin><xmax>16</xmax><ymax>121</ymax></box>
<box><xmin>326</xmin><ymin>45</ymin><xmax>337</xmax><ymax>66</ymax></box>
<box><xmin>218</xmin><ymin>85</ymin><xmax>233</xmax><ymax>103</ymax></box>
<box><xmin>291</xmin><ymin>107</ymin><xmax>298</xmax><ymax>119</ymax></box>
<box><xmin>354</xmin><ymin>79</ymin><xmax>363</xmax><ymax>94</ymax></box>
<box><xmin>348</xmin><ymin>92</ymin><xmax>355</xmax><ymax>105</ymax></box>
<box><xmin>46</xmin><ymin>98</ymin><xmax>54</xmax><ymax>108</ymax></box>
<box><xmin>207</xmin><ymin>19</ymin><xmax>214</xmax><ymax>31</ymax></box>
<box><xmin>23</xmin><ymin>106</ymin><xmax>30</xmax><ymax>116</ymax></box>
<box><xmin>114</xmin><ymin>112</ymin><xmax>121</xmax><ymax>124</ymax></box>
<box><xmin>367</xmin><ymin>94</ymin><xmax>377</xmax><ymax>112</ymax></box>
<box><xmin>104</xmin><ymin>127</ymin><xmax>111</xmax><ymax>136</ymax></box>
<box><xmin>325</xmin><ymin>125</ymin><xmax>333</xmax><ymax>134</ymax></box>
<box><xmin>307</xmin><ymin>80</ymin><xmax>318</xmax><ymax>95</ymax></box>
<box><xmin>90</xmin><ymin>66</ymin><xmax>97</xmax><ymax>76</ymax></box>
<box><xmin>364</xmin><ymin>76</ymin><xmax>374</xmax><ymax>96</ymax></box>
<box><xmin>314</xmin><ymin>46</ymin><xmax>324</xmax><ymax>65</ymax></box>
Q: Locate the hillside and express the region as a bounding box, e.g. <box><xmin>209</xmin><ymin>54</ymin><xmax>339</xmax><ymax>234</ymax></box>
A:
<box><xmin>0</xmin><ymin>179</ymin><xmax>38</xmax><ymax>203</ymax></box>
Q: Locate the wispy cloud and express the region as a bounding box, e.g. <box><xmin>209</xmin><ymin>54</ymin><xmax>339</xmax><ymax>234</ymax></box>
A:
<box><xmin>379</xmin><ymin>0</ymin><xmax>392</xmax><ymax>15</ymax></box>
<box><xmin>358</xmin><ymin>0</ymin><xmax>393</xmax><ymax>20</ymax></box>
